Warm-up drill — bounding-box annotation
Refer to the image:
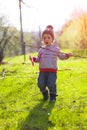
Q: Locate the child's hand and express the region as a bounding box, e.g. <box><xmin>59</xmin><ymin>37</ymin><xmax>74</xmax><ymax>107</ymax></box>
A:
<box><xmin>29</xmin><ymin>55</ymin><xmax>36</xmax><ymax>66</ymax></box>
<box><xmin>66</xmin><ymin>53</ymin><xmax>73</xmax><ymax>58</ymax></box>
<box><xmin>68</xmin><ymin>53</ymin><xmax>73</xmax><ymax>57</ymax></box>
<box><xmin>29</xmin><ymin>55</ymin><xmax>34</xmax><ymax>66</ymax></box>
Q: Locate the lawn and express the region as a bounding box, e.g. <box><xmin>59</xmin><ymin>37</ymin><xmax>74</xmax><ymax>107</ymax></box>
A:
<box><xmin>0</xmin><ymin>55</ymin><xmax>87</xmax><ymax>130</ymax></box>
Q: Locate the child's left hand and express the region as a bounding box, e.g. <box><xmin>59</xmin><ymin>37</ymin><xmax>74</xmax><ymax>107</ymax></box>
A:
<box><xmin>66</xmin><ymin>53</ymin><xmax>73</xmax><ymax>58</ymax></box>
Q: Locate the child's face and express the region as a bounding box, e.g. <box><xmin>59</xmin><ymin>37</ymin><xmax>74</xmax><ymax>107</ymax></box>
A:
<box><xmin>42</xmin><ymin>34</ymin><xmax>53</xmax><ymax>46</ymax></box>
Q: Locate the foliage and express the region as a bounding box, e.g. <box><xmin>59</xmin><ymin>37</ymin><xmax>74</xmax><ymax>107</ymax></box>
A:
<box><xmin>0</xmin><ymin>17</ymin><xmax>11</xmax><ymax>62</ymax></box>
<box><xmin>0</xmin><ymin>54</ymin><xmax>87</xmax><ymax>130</ymax></box>
<box><xmin>4</xmin><ymin>27</ymin><xmax>21</xmax><ymax>57</ymax></box>
<box><xmin>58</xmin><ymin>10</ymin><xmax>87</xmax><ymax>50</ymax></box>
<box><xmin>0</xmin><ymin>16</ymin><xmax>41</xmax><ymax>61</ymax></box>
<box><xmin>24</xmin><ymin>31</ymin><xmax>41</xmax><ymax>53</ymax></box>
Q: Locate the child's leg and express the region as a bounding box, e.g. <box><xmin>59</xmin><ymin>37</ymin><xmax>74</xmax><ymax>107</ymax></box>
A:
<box><xmin>47</xmin><ymin>72</ymin><xmax>57</xmax><ymax>102</ymax></box>
<box><xmin>42</xmin><ymin>89</ymin><xmax>49</xmax><ymax>100</ymax></box>
<box><xmin>37</xmin><ymin>72</ymin><xmax>49</xmax><ymax>100</ymax></box>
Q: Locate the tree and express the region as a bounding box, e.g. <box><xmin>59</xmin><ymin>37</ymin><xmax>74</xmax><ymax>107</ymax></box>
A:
<box><xmin>6</xmin><ymin>27</ymin><xmax>21</xmax><ymax>57</ymax></box>
<box><xmin>79</xmin><ymin>12</ymin><xmax>87</xmax><ymax>49</ymax></box>
<box><xmin>58</xmin><ymin>9</ymin><xmax>87</xmax><ymax>50</ymax></box>
<box><xmin>0</xmin><ymin>17</ymin><xmax>12</xmax><ymax>63</ymax></box>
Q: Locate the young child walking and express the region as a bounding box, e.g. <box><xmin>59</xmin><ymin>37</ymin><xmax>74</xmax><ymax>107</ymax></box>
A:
<box><xmin>30</xmin><ymin>26</ymin><xmax>72</xmax><ymax>102</ymax></box>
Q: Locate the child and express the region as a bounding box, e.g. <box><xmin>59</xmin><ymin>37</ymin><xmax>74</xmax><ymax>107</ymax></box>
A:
<box><xmin>30</xmin><ymin>26</ymin><xmax>72</xmax><ymax>102</ymax></box>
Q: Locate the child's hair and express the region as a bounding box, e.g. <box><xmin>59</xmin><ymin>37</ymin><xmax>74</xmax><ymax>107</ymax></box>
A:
<box><xmin>42</xmin><ymin>28</ymin><xmax>54</xmax><ymax>40</ymax></box>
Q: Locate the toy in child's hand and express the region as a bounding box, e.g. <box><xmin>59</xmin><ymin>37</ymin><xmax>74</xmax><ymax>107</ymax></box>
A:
<box><xmin>29</xmin><ymin>55</ymin><xmax>34</xmax><ymax>66</ymax></box>
<box><xmin>29</xmin><ymin>55</ymin><xmax>36</xmax><ymax>66</ymax></box>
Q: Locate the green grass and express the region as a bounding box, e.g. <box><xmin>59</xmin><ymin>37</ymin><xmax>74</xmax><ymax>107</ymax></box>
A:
<box><xmin>0</xmin><ymin>55</ymin><xmax>87</xmax><ymax>130</ymax></box>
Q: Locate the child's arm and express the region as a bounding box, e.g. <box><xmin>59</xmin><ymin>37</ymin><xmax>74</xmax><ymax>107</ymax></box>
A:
<box><xmin>29</xmin><ymin>55</ymin><xmax>40</xmax><ymax>66</ymax></box>
<box><xmin>58</xmin><ymin>52</ymin><xmax>73</xmax><ymax>60</ymax></box>
<box><xmin>55</xmin><ymin>46</ymin><xmax>72</xmax><ymax>60</ymax></box>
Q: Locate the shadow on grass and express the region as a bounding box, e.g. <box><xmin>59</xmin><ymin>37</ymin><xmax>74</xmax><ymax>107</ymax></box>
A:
<box><xmin>20</xmin><ymin>99</ymin><xmax>55</xmax><ymax>130</ymax></box>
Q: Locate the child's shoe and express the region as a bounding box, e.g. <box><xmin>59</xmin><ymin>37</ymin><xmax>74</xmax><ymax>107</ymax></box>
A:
<box><xmin>50</xmin><ymin>93</ymin><xmax>58</xmax><ymax>102</ymax></box>
<box><xmin>42</xmin><ymin>90</ymin><xmax>49</xmax><ymax>101</ymax></box>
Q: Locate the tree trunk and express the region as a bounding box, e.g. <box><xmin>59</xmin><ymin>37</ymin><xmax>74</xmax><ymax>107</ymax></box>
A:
<box><xmin>0</xmin><ymin>49</ymin><xmax>4</xmax><ymax>63</ymax></box>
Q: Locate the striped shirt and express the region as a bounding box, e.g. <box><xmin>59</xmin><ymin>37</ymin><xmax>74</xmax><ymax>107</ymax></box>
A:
<box><xmin>35</xmin><ymin>44</ymin><xmax>69</xmax><ymax>72</ymax></box>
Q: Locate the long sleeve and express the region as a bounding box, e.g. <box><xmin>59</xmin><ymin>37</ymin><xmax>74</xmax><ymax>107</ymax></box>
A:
<box><xmin>58</xmin><ymin>52</ymin><xmax>69</xmax><ymax>60</ymax></box>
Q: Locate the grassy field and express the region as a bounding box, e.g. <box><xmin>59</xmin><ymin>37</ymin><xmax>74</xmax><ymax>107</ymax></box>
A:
<box><xmin>0</xmin><ymin>54</ymin><xmax>87</xmax><ymax>130</ymax></box>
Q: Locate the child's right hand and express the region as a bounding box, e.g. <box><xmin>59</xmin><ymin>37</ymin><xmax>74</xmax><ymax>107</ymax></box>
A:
<box><xmin>29</xmin><ymin>55</ymin><xmax>34</xmax><ymax>66</ymax></box>
<box><xmin>29</xmin><ymin>55</ymin><xmax>36</xmax><ymax>66</ymax></box>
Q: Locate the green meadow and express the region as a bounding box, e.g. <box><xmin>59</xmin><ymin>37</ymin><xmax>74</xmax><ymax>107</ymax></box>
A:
<box><xmin>0</xmin><ymin>55</ymin><xmax>87</xmax><ymax>130</ymax></box>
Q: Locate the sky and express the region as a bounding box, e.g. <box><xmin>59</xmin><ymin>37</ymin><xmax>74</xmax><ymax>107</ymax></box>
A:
<box><xmin>0</xmin><ymin>0</ymin><xmax>87</xmax><ymax>31</ymax></box>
